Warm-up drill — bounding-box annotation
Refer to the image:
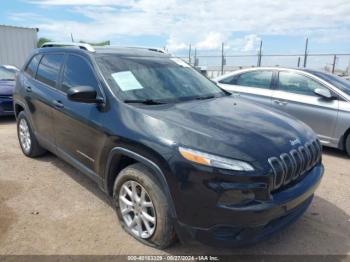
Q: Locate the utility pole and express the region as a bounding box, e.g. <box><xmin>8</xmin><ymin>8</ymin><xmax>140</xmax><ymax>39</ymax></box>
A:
<box><xmin>257</xmin><ymin>40</ymin><xmax>263</xmax><ymax>67</ymax></box>
<box><xmin>194</xmin><ymin>48</ymin><xmax>198</xmax><ymax>67</ymax></box>
<box><xmin>332</xmin><ymin>55</ymin><xmax>337</xmax><ymax>74</ymax></box>
<box><xmin>188</xmin><ymin>44</ymin><xmax>192</xmax><ymax>65</ymax></box>
<box><xmin>221</xmin><ymin>42</ymin><xmax>225</xmax><ymax>75</ymax></box>
<box><xmin>303</xmin><ymin>38</ymin><xmax>308</xmax><ymax>68</ymax></box>
<box><xmin>71</xmin><ymin>33</ymin><xmax>74</xmax><ymax>42</ymax></box>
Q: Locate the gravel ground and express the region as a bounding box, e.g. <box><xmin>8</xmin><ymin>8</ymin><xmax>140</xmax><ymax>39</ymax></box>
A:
<box><xmin>0</xmin><ymin>116</ymin><xmax>349</xmax><ymax>256</ymax></box>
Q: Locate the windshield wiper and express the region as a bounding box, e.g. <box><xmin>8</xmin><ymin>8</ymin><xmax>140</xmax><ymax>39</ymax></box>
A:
<box><xmin>0</xmin><ymin>79</ymin><xmax>14</xmax><ymax>81</ymax></box>
<box><xmin>124</xmin><ymin>99</ymin><xmax>166</xmax><ymax>105</ymax></box>
<box><xmin>195</xmin><ymin>94</ymin><xmax>216</xmax><ymax>100</ymax></box>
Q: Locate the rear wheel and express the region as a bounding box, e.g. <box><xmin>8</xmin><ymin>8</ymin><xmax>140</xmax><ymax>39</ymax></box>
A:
<box><xmin>17</xmin><ymin>111</ymin><xmax>46</xmax><ymax>157</ymax></box>
<box><xmin>113</xmin><ymin>163</ymin><xmax>176</xmax><ymax>249</ymax></box>
<box><xmin>346</xmin><ymin>133</ymin><xmax>350</xmax><ymax>157</ymax></box>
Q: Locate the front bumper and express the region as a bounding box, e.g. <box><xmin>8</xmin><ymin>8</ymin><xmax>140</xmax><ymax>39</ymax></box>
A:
<box><xmin>174</xmin><ymin>164</ymin><xmax>323</xmax><ymax>247</ymax></box>
<box><xmin>0</xmin><ymin>97</ymin><xmax>14</xmax><ymax>116</ymax></box>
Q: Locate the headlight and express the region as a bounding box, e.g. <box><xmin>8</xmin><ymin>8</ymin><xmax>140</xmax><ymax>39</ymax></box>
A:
<box><xmin>178</xmin><ymin>147</ymin><xmax>254</xmax><ymax>172</ymax></box>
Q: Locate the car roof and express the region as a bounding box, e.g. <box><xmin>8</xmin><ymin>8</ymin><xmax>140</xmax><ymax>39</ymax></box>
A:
<box><xmin>230</xmin><ymin>66</ymin><xmax>324</xmax><ymax>73</ymax></box>
<box><xmin>36</xmin><ymin>45</ymin><xmax>170</xmax><ymax>58</ymax></box>
<box><xmin>213</xmin><ymin>66</ymin><xmax>330</xmax><ymax>80</ymax></box>
<box><xmin>94</xmin><ymin>46</ymin><xmax>170</xmax><ymax>57</ymax></box>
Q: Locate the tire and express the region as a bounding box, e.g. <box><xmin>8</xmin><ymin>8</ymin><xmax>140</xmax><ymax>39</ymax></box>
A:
<box><xmin>346</xmin><ymin>133</ymin><xmax>350</xmax><ymax>157</ymax></box>
<box><xmin>17</xmin><ymin>111</ymin><xmax>46</xmax><ymax>157</ymax></box>
<box><xmin>113</xmin><ymin>163</ymin><xmax>176</xmax><ymax>249</ymax></box>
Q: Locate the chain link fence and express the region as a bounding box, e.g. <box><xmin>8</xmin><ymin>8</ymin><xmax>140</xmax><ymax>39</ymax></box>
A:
<box><xmin>177</xmin><ymin>53</ymin><xmax>350</xmax><ymax>79</ymax></box>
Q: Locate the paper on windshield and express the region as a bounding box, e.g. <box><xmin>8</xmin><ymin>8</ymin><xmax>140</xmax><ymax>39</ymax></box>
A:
<box><xmin>111</xmin><ymin>71</ymin><xmax>144</xmax><ymax>91</ymax></box>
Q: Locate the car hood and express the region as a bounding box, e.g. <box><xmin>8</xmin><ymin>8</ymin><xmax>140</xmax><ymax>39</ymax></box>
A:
<box><xmin>129</xmin><ymin>96</ymin><xmax>317</xmax><ymax>169</ymax></box>
<box><xmin>0</xmin><ymin>80</ymin><xmax>15</xmax><ymax>96</ymax></box>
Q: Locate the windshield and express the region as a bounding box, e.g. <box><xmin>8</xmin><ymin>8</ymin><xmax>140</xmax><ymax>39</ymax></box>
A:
<box><xmin>313</xmin><ymin>71</ymin><xmax>350</xmax><ymax>97</ymax></box>
<box><xmin>95</xmin><ymin>55</ymin><xmax>226</xmax><ymax>103</ymax></box>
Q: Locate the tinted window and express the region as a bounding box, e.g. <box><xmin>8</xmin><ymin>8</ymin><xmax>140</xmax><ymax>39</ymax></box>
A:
<box><xmin>277</xmin><ymin>71</ymin><xmax>329</xmax><ymax>96</ymax></box>
<box><xmin>36</xmin><ymin>54</ymin><xmax>64</xmax><ymax>88</ymax></box>
<box><xmin>61</xmin><ymin>55</ymin><xmax>99</xmax><ymax>93</ymax></box>
<box><xmin>235</xmin><ymin>71</ymin><xmax>272</xmax><ymax>89</ymax></box>
<box><xmin>25</xmin><ymin>55</ymin><xmax>41</xmax><ymax>77</ymax></box>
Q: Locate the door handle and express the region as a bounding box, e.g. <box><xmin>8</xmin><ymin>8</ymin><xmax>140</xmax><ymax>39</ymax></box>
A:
<box><xmin>273</xmin><ymin>99</ymin><xmax>287</xmax><ymax>106</ymax></box>
<box><xmin>25</xmin><ymin>86</ymin><xmax>32</xmax><ymax>92</ymax></box>
<box><xmin>280</xmin><ymin>101</ymin><xmax>288</xmax><ymax>106</ymax></box>
<box><xmin>53</xmin><ymin>100</ymin><xmax>64</xmax><ymax>109</ymax></box>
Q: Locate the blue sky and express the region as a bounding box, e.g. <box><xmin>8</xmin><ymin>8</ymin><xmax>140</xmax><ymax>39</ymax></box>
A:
<box><xmin>1</xmin><ymin>0</ymin><xmax>350</xmax><ymax>69</ymax></box>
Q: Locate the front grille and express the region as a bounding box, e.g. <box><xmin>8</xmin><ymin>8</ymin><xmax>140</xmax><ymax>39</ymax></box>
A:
<box><xmin>268</xmin><ymin>139</ymin><xmax>322</xmax><ymax>191</ymax></box>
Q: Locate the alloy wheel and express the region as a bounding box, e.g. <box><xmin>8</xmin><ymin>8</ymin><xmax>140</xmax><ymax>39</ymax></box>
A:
<box><xmin>119</xmin><ymin>180</ymin><xmax>156</xmax><ymax>239</ymax></box>
<box><xmin>19</xmin><ymin>118</ymin><xmax>31</xmax><ymax>153</ymax></box>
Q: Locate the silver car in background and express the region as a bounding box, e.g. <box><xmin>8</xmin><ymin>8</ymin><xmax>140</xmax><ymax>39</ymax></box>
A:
<box><xmin>214</xmin><ymin>67</ymin><xmax>350</xmax><ymax>156</ymax></box>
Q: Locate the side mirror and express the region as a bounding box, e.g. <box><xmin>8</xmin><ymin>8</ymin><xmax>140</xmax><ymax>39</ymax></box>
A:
<box><xmin>314</xmin><ymin>88</ymin><xmax>333</xmax><ymax>99</ymax></box>
<box><xmin>67</xmin><ymin>86</ymin><xmax>103</xmax><ymax>104</ymax></box>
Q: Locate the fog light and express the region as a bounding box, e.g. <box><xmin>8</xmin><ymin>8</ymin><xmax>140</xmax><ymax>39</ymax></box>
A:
<box><xmin>218</xmin><ymin>190</ymin><xmax>255</xmax><ymax>207</ymax></box>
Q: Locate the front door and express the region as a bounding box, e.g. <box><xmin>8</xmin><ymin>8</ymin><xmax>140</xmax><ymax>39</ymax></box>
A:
<box><xmin>272</xmin><ymin>70</ymin><xmax>339</xmax><ymax>145</ymax></box>
<box><xmin>52</xmin><ymin>53</ymin><xmax>106</xmax><ymax>172</ymax></box>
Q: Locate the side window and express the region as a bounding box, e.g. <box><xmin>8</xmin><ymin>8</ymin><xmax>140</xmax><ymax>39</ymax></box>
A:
<box><xmin>61</xmin><ymin>55</ymin><xmax>99</xmax><ymax>93</ymax></box>
<box><xmin>36</xmin><ymin>54</ymin><xmax>64</xmax><ymax>88</ymax></box>
<box><xmin>235</xmin><ymin>71</ymin><xmax>273</xmax><ymax>89</ymax></box>
<box><xmin>277</xmin><ymin>72</ymin><xmax>328</xmax><ymax>96</ymax></box>
<box><xmin>25</xmin><ymin>55</ymin><xmax>41</xmax><ymax>77</ymax></box>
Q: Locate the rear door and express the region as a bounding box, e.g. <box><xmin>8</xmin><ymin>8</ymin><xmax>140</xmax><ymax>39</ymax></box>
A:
<box><xmin>272</xmin><ymin>70</ymin><xmax>339</xmax><ymax>144</ymax></box>
<box><xmin>23</xmin><ymin>53</ymin><xmax>64</xmax><ymax>150</ymax></box>
<box><xmin>218</xmin><ymin>70</ymin><xmax>274</xmax><ymax>107</ymax></box>
<box><xmin>52</xmin><ymin>53</ymin><xmax>106</xmax><ymax>173</ymax></box>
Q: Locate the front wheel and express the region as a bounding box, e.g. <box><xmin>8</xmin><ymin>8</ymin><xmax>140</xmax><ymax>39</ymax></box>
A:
<box><xmin>113</xmin><ymin>163</ymin><xmax>176</xmax><ymax>249</ymax></box>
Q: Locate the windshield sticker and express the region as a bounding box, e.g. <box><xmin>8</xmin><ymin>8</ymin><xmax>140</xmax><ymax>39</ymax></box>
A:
<box><xmin>111</xmin><ymin>71</ymin><xmax>144</xmax><ymax>91</ymax></box>
<box><xmin>170</xmin><ymin>58</ymin><xmax>191</xmax><ymax>68</ymax></box>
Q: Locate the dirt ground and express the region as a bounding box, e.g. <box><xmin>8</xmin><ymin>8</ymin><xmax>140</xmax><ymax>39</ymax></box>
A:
<box><xmin>0</xmin><ymin>116</ymin><xmax>349</xmax><ymax>256</ymax></box>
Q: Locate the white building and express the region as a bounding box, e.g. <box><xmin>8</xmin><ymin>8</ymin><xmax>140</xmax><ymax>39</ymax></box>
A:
<box><xmin>0</xmin><ymin>25</ymin><xmax>38</xmax><ymax>68</ymax></box>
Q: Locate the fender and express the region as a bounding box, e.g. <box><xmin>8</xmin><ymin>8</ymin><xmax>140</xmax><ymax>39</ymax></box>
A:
<box><xmin>13</xmin><ymin>100</ymin><xmax>27</xmax><ymax>118</ymax></box>
<box><xmin>105</xmin><ymin>146</ymin><xmax>177</xmax><ymax>218</ymax></box>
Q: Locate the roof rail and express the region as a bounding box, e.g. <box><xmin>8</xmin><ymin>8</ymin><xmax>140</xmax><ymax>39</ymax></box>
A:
<box><xmin>98</xmin><ymin>45</ymin><xmax>167</xmax><ymax>54</ymax></box>
<box><xmin>41</xmin><ymin>42</ymin><xmax>95</xmax><ymax>52</ymax></box>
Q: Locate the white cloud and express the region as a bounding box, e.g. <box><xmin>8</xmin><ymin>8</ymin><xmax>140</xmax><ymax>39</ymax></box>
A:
<box><xmin>166</xmin><ymin>37</ymin><xmax>188</xmax><ymax>52</ymax></box>
<box><xmin>16</xmin><ymin>0</ymin><xmax>350</xmax><ymax>52</ymax></box>
<box><xmin>225</xmin><ymin>34</ymin><xmax>262</xmax><ymax>53</ymax></box>
<box><xmin>196</xmin><ymin>32</ymin><xmax>223</xmax><ymax>50</ymax></box>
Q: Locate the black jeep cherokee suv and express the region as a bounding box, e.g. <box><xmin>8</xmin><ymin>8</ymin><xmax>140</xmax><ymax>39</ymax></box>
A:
<box><xmin>14</xmin><ymin>43</ymin><xmax>324</xmax><ymax>248</ymax></box>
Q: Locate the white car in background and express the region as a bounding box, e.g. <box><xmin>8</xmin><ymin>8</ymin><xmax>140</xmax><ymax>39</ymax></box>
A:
<box><xmin>214</xmin><ymin>67</ymin><xmax>350</xmax><ymax>156</ymax></box>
